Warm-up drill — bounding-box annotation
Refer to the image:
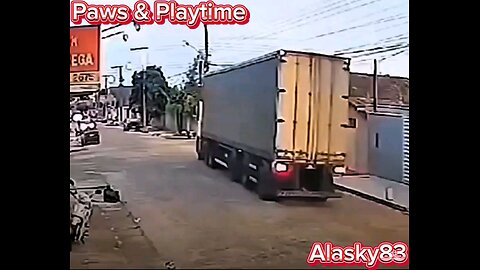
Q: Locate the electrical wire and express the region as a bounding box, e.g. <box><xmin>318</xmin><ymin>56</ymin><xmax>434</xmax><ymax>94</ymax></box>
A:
<box><xmin>353</xmin><ymin>47</ymin><xmax>408</xmax><ymax>65</ymax></box>
<box><xmin>351</xmin><ymin>44</ymin><xmax>409</xmax><ymax>59</ymax></box>
<box><xmin>210</xmin><ymin>2</ymin><xmax>405</xmax><ymax>51</ymax></box>
<box><xmin>334</xmin><ymin>33</ymin><xmax>408</xmax><ymax>53</ymax></box>
<box><xmin>233</xmin><ymin>0</ymin><xmax>353</xmax><ymax>40</ymax></box>
<box><xmin>376</xmin><ymin>21</ymin><xmax>408</xmax><ymax>32</ymax></box>
<box><xmin>243</xmin><ymin>0</ymin><xmax>384</xmax><ymax>40</ymax></box>
<box><xmin>335</xmin><ymin>42</ymin><xmax>407</xmax><ymax>56</ymax></box>
<box><xmin>305</xmin><ymin>14</ymin><xmax>406</xmax><ymax>40</ymax></box>
<box><xmin>380</xmin><ymin>48</ymin><xmax>409</xmax><ymax>61</ymax></box>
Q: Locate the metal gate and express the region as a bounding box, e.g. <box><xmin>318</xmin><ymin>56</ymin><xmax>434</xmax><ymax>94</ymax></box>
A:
<box><xmin>402</xmin><ymin>116</ymin><xmax>409</xmax><ymax>184</ymax></box>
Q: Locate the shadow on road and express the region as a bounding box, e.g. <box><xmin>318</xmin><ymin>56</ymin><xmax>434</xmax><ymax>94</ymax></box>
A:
<box><xmin>164</xmin><ymin>136</ymin><xmax>195</xmax><ymax>140</ymax></box>
<box><xmin>213</xmin><ymin>168</ymin><xmax>338</xmax><ymax>208</ymax></box>
<box><xmin>70</xmin><ymin>148</ymin><xmax>87</xmax><ymax>153</ymax></box>
<box><xmin>277</xmin><ymin>198</ymin><xmax>334</xmax><ymax>208</ymax></box>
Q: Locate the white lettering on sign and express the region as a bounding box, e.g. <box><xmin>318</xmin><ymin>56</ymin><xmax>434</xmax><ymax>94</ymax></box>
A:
<box><xmin>70</xmin><ymin>54</ymin><xmax>95</xmax><ymax>67</ymax></box>
<box><xmin>70</xmin><ymin>72</ymin><xmax>100</xmax><ymax>84</ymax></box>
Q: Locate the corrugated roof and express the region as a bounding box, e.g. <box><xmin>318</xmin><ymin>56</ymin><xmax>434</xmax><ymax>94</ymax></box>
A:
<box><xmin>350</xmin><ymin>73</ymin><xmax>409</xmax><ymax>105</ymax></box>
<box><xmin>349</xmin><ymin>97</ymin><xmax>409</xmax><ymax>115</ymax></box>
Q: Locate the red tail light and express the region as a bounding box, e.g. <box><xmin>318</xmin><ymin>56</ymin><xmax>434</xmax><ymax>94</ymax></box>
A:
<box><xmin>272</xmin><ymin>161</ymin><xmax>294</xmax><ymax>182</ymax></box>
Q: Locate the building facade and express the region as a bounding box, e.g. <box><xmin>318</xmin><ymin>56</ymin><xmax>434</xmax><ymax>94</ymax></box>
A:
<box><xmin>346</xmin><ymin>101</ymin><xmax>409</xmax><ymax>183</ymax></box>
<box><xmin>345</xmin><ymin>73</ymin><xmax>409</xmax><ymax>184</ymax></box>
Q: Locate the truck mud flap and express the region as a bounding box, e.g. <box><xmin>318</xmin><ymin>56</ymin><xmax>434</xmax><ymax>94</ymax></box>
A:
<box><xmin>277</xmin><ymin>190</ymin><xmax>343</xmax><ymax>199</ymax></box>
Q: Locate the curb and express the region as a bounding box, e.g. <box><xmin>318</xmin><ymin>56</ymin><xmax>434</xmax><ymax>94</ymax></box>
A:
<box><xmin>163</xmin><ymin>135</ymin><xmax>194</xmax><ymax>140</ymax></box>
<box><xmin>334</xmin><ymin>184</ymin><xmax>409</xmax><ymax>214</ymax></box>
<box><xmin>70</xmin><ymin>147</ymin><xmax>87</xmax><ymax>153</ymax></box>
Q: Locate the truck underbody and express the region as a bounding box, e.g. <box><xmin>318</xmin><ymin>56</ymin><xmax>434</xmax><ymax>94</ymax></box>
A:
<box><xmin>196</xmin><ymin>137</ymin><xmax>343</xmax><ymax>201</ymax></box>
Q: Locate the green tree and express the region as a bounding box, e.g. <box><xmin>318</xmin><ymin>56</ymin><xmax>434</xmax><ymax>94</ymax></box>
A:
<box><xmin>169</xmin><ymin>57</ymin><xmax>202</xmax><ymax>136</ymax></box>
<box><xmin>130</xmin><ymin>66</ymin><xmax>171</xmax><ymax>121</ymax></box>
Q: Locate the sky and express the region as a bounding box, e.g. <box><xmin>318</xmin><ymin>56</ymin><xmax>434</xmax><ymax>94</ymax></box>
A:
<box><xmin>70</xmin><ymin>0</ymin><xmax>409</xmax><ymax>87</ymax></box>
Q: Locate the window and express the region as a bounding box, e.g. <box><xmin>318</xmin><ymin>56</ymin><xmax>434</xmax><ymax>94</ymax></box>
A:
<box><xmin>375</xmin><ymin>133</ymin><xmax>379</xmax><ymax>148</ymax></box>
<box><xmin>348</xmin><ymin>118</ymin><xmax>357</xmax><ymax>128</ymax></box>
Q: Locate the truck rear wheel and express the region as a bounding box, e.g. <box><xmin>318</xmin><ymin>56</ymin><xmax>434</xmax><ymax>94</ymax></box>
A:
<box><xmin>228</xmin><ymin>152</ymin><xmax>242</xmax><ymax>182</ymax></box>
<box><xmin>257</xmin><ymin>163</ymin><xmax>278</xmax><ymax>201</ymax></box>
<box><xmin>205</xmin><ymin>144</ymin><xmax>220</xmax><ymax>169</ymax></box>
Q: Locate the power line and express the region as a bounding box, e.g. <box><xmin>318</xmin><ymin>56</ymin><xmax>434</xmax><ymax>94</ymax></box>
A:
<box><xmin>210</xmin><ymin>44</ymin><xmax>276</xmax><ymax>52</ymax></box>
<box><xmin>218</xmin><ymin>0</ymin><xmax>405</xmax><ymax>43</ymax></box>
<box><xmin>101</xmin><ymin>24</ymin><xmax>122</xmax><ymax>33</ymax></box>
<box><xmin>334</xmin><ymin>33</ymin><xmax>408</xmax><ymax>53</ymax></box>
<box><xmin>238</xmin><ymin>0</ymin><xmax>368</xmax><ymax>40</ymax></box>
<box><xmin>305</xmin><ymin>14</ymin><xmax>406</xmax><ymax>40</ymax></box>
<box><xmin>354</xmin><ymin>47</ymin><xmax>408</xmax><ymax>64</ymax></box>
<box><xmin>209</xmin><ymin>10</ymin><xmax>406</xmax><ymax>57</ymax></box>
<box><xmin>216</xmin><ymin>1</ymin><xmax>405</xmax><ymax>49</ymax></box>
<box><xmin>351</xmin><ymin>43</ymin><xmax>408</xmax><ymax>58</ymax></box>
<box><xmin>246</xmin><ymin>0</ymin><xmax>385</xmax><ymax>40</ymax></box>
<box><xmin>347</xmin><ymin>2</ymin><xmax>406</xmax><ymax>25</ymax></box>
<box><xmin>335</xmin><ymin>42</ymin><xmax>407</xmax><ymax>56</ymax></box>
<box><xmin>380</xmin><ymin>48</ymin><xmax>409</xmax><ymax>61</ymax></box>
<box><xmin>376</xmin><ymin>21</ymin><xmax>408</xmax><ymax>32</ymax></box>
<box><xmin>233</xmin><ymin>0</ymin><xmax>353</xmax><ymax>40</ymax></box>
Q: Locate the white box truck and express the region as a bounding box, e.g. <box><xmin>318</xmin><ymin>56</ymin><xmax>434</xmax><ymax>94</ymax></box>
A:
<box><xmin>196</xmin><ymin>50</ymin><xmax>351</xmax><ymax>201</ymax></box>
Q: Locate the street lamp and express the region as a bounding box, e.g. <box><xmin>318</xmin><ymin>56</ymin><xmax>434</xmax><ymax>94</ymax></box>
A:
<box><xmin>182</xmin><ymin>40</ymin><xmax>200</xmax><ymax>54</ymax></box>
<box><xmin>182</xmin><ymin>40</ymin><xmax>206</xmax><ymax>86</ymax></box>
<box><xmin>130</xmin><ymin>46</ymin><xmax>149</xmax><ymax>128</ymax></box>
<box><xmin>101</xmin><ymin>75</ymin><xmax>116</xmax><ymax>120</ymax></box>
<box><xmin>111</xmin><ymin>65</ymin><xmax>126</xmax><ymax>86</ymax></box>
<box><xmin>101</xmin><ymin>75</ymin><xmax>116</xmax><ymax>95</ymax></box>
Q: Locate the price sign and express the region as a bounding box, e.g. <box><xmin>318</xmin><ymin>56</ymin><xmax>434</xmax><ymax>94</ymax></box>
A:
<box><xmin>70</xmin><ymin>72</ymin><xmax>100</xmax><ymax>84</ymax></box>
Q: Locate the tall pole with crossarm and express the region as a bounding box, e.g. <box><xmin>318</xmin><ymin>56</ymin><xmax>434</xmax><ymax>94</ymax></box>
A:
<box><xmin>130</xmin><ymin>46</ymin><xmax>149</xmax><ymax>128</ymax></box>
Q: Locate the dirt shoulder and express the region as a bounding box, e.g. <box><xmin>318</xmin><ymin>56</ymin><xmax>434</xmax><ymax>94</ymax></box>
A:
<box><xmin>70</xmin><ymin>204</ymin><xmax>168</xmax><ymax>269</ymax></box>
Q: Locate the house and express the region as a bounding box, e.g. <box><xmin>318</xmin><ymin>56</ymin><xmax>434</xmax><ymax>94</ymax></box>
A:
<box><xmin>109</xmin><ymin>85</ymin><xmax>134</xmax><ymax>122</ymax></box>
<box><xmin>345</xmin><ymin>73</ymin><xmax>409</xmax><ymax>184</ymax></box>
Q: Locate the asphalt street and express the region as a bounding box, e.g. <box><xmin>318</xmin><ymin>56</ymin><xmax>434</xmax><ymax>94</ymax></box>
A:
<box><xmin>70</xmin><ymin>126</ymin><xmax>409</xmax><ymax>269</ymax></box>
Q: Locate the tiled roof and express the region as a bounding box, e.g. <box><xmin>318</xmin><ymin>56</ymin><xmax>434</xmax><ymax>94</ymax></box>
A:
<box><xmin>350</xmin><ymin>72</ymin><xmax>409</xmax><ymax>105</ymax></box>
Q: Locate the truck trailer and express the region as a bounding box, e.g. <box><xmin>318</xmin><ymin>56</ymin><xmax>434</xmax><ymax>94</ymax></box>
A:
<box><xmin>196</xmin><ymin>50</ymin><xmax>351</xmax><ymax>201</ymax></box>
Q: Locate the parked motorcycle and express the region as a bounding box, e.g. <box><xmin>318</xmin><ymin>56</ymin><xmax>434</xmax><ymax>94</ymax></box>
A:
<box><xmin>70</xmin><ymin>178</ymin><xmax>121</xmax><ymax>251</ymax></box>
<box><xmin>71</xmin><ymin>113</ymin><xmax>100</xmax><ymax>146</ymax></box>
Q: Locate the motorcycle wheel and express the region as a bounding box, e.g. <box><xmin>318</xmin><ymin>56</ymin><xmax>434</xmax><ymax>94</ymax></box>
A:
<box><xmin>70</xmin><ymin>223</ymin><xmax>78</xmax><ymax>250</ymax></box>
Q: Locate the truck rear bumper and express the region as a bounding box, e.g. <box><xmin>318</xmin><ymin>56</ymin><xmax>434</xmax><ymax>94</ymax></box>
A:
<box><xmin>277</xmin><ymin>190</ymin><xmax>343</xmax><ymax>199</ymax></box>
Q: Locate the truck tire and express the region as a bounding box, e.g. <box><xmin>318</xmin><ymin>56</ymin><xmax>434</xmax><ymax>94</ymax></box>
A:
<box><xmin>257</xmin><ymin>162</ymin><xmax>278</xmax><ymax>201</ymax></box>
<box><xmin>205</xmin><ymin>144</ymin><xmax>220</xmax><ymax>169</ymax></box>
<box><xmin>228</xmin><ymin>152</ymin><xmax>242</xmax><ymax>182</ymax></box>
<box><xmin>196</xmin><ymin>137</ymin><xmax>205</xmax><ymax>160</ymax></box>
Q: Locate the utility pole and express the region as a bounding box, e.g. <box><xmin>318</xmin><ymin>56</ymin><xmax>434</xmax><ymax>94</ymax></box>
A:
<box><xmin>102</xmin><ymin>75</ymin><xmax>109</xmax><ymax>95</ymax></box>
<box><xmin>373</xmin><ymin>59</ymin><xmax>378</xmax><ymax>112</ymax></box>
<box><xmin>204</xmin><ymin>24</ymin><xmax>209</xmax><ymax>73</ymax></box>
<box><xmin>110</xmin><ymin>65</ymin><xmax>125</xmax><ymax>86</ymax></box>
<box><xmin>198</xmin><ymin>55</ymin><xmax>204</xmax><ymax>87</ymax></box>
<box><xmin>130</xmin><ymin>46</ymin><xmax>149</xmax><ymax>128</ymax></box>
<box><xmin>101</xmin><ymin>74</ymin><xmax>115</xmax><ymax>121</ymax></box>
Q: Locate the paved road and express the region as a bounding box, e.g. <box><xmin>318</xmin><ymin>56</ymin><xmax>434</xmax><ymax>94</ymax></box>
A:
<box><xmin>70</xmin><ymin>126</ymin><xmax>409</xmax><ymax>269</ymax></box>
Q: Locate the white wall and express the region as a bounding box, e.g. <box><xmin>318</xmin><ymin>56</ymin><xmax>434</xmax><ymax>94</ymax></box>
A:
<box><xmin>152</xmin><ymin>111</ymin><xmax>198</xmax><ymax>133</ymax></box>
<box><xmin>346</xmin><ymin>106</ymin><xmax>369</xmax><ymax>174</ymax></box>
